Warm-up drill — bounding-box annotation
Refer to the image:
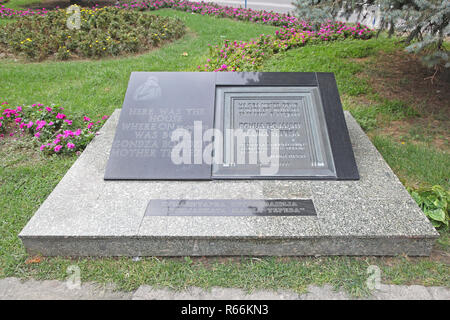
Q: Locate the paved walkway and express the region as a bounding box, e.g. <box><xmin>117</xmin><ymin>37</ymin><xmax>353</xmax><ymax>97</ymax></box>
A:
<box><xmin>205</xmin><ymin>0</ymin><xmax>295</xmax><ymax>14</ymax></box>
<box><xmin>0</xmin><ymin>277</ymin><xmax>448</xmax><ymax>300</ymax></box>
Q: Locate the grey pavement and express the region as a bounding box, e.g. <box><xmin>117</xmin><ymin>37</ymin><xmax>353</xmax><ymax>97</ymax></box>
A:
<box><xmin>205</xmin><ymin>0</ymin><xmax>295</xmax><ymax>14</ymax></box>
<box><xmin>0</xmin><ymin>277</ymin><xmax>448</xmax><ymax>300</ymax></box>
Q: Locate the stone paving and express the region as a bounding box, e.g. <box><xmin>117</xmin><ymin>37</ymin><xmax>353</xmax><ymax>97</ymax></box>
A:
<box><xmin>0</xmin><ymin>278</ymin><xmax>448</xmax><ymax>300</ymax></box>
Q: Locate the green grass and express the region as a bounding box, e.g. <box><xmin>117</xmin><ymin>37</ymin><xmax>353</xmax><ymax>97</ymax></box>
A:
<box><xmin>2</xmin><ymin>255</ymin><xmax>448</xmax><ymax>297</ymax></box>
<box><xmin>2</xmin><ymin>0</ymin><xmax>43</xmax><ymax>10</ymax></box>
<box><xmin>372</xmin><ymin>136</ymin><xmax>450</xmax><ymax>189</ymax></box>
<box><xmin>1</xmin><ymin>9</ymin><xmax>449</xmax><ymax>296</ymax></box>
<box><xmin>349</xmin><ymin>99</ymin><xmax>419</xmax><ymax>131</ymax></box>
<box><xmin>262</xmin><ymin>37</ymin><xmax>400</xmax><ymax>96</ymax></box>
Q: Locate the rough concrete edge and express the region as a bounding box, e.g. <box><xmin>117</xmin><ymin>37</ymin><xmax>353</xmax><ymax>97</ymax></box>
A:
<box><xmin>20</xmin><ymin>236</ymin><xmax>436</xmax><ymax>257</ymax></box>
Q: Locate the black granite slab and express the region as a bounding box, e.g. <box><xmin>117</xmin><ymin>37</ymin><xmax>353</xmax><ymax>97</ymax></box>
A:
<box><xmin>145</xmin><ymin>199</ymin><xmax>317</xmax><ymax>216</ymax></box>
<box><xmin>104</xmin><ymin>72</ymin><xmax>216</xmax><ymax>180</ymax></box>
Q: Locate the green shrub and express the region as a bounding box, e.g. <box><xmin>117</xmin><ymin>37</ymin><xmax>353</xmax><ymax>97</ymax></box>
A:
<box><xmin>0</xmin><ymin>6</ymin><xmax>185</xmax><ymax>61</ymax></box>
<box><xmin>409</xmin><ymin>185</ymin><xmax>449</xmax><ymax>229</ymax></box>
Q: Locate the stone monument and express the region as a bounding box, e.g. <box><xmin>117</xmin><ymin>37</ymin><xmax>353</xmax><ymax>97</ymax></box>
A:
<box><xmin>19</xmin><ymin>72</ymin><xmax>438</xmax><ymax>256</ymax></box>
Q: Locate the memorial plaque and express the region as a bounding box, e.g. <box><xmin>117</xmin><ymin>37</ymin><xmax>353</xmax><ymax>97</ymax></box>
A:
<box><xmin>212</xmin><ymin>86</ymin><xmax>335</xmax><ymax>178</ymax></box>
<box><xmin>145</xmin><ymin>199</ymin><xmax>317</xmax><ymax>216</ymax></box>
<box><xmin>105</xmin><ymin>72</ymin><xmax>359</xmax><ymax>180</ymax></box>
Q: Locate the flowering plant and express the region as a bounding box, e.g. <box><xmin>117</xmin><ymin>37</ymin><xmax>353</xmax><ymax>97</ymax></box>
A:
<box><xmin>0</xmin><ymin>4</ymin><xmax>47</xmax><ymax>19</ymax></box>
<box><xmin>0</xmin><ymin>6</ymin><xmax>185</xmax><ymax>60</ymax></box>
<box><xmin>1</xmin><ymin>102</ymin><xmax>109</xmax><ymax>155</ymax></box>
<box><xmin>201</xmin><ymin>22</ymin><xmax>374</xmax><ymax>71</ymax></box>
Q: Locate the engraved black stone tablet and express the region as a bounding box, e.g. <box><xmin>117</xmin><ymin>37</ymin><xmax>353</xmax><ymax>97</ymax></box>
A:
<box><xmin>104</xmin><ymin>72</ymin><xmax>216</xmax><ymax>180</ymax></box>
<box><xmin>104</xmin><ymin>72</ymin><xmax>359</xmax><ymax>180</ymax></box>
<box><xmin>145</xmin><ymin>199</ymin><xmax>317</xmax><ymax>216</ymax></box>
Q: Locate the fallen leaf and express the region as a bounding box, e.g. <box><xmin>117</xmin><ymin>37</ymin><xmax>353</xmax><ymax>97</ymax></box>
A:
<box><xmin>25</xmin><ymin>256</ymin><xmax>42</xmax><ymax>264</ymax></box>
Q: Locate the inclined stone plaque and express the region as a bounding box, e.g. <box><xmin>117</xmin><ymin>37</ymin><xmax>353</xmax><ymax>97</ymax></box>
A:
<box><xmin>145</xmin><ymin>199</ymin><xmax>317</xmax><ymax>216</ymax></box>
<box><xmin>104</xmin><ymin>72</ymin><xmax>216</xmax><ymax>180</ymax></box>
<box><xmin>105</xmin><ymin>72</ymin><xmax>359</xmax><ymax>180</ymax></box>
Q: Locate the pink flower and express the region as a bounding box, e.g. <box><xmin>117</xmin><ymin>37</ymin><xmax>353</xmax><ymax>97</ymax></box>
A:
<box><xmin>63</xmin><ymin>130</ymin><xmax>73</xmax><ymax>138</ymax></box>
<box><xmin>34</xmin><ymin>132</ymin><xmax>40</xmax><ymax>138</ymax></box>
<box><xmin>40</xmin><ymin>145</ymin><xmax>46</xmax><ymax>151</ymax></box>
<box><xmin>56</xmin><ymin>113</ymin><xmax>66</xmax><ymax>119</ymax></box>
<box><xmin>83</xmin><ymin>116</ymin><xmax>91</xmax><ymax>122</ymax></box>
<box><xmin>46</xmin><ymin>107</ymin><xmax>52</xmax><ymax>112</ymax></box>
<box><xmin>64</xmin><ymin>119</ymin><xmax>73</xmax><ymax>125</ymax></box>
<box><xmin>74</xmin><ymin>129</ymin><xmax>82</xmax><ymax>136</ymax></box>
<box><xmin>36</xmin><ymin>120</ymin><xmax>46</xmax><ymax>130</ymax></box>
<box><xmin>54</xmin><ymin>145</ymin><xmax>62</xmax><ymax>152</ymax></box>
<box><xmin>87</xmin><ymin>122</ymin><xmax>93</xmax><ymax>129</ymax></box>
<box><xmin>67</xmin><ymin>142</ymin><xmax>75</xmax><ymax>149</ymax></box>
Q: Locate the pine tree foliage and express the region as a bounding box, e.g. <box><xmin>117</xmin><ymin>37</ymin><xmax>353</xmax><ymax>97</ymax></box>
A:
<box><xmin>294</xmin><ymin>0</ymin><xmax>450</xmax><ymax>69</ymax></box>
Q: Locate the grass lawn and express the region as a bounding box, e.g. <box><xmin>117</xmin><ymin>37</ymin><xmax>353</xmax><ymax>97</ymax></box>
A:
<box><xmin>1</xmin><ymin>0</ymin><xmax>42</xmax><ymax>9</ymax></box>
<box><xmin>0</xmin><ymin>3</ymin><xmax>449</xmax><ymax>296</ymax></box>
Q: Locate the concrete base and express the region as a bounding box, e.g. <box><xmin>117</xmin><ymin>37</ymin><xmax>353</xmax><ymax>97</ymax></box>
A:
<box><xmin>19</xmin><ymin>110</ymin><xmax>439</xmax><ymax>256</ymax></box>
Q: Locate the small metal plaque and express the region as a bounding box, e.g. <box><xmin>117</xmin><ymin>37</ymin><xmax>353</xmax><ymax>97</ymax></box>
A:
<box><xmin>213</xmin><ymin>86</ymin><xmax>336</xmax><ymax>178</ymax></box>
<box><xmin>145</xmin><ymin>199</ymin><xmax>317</xmax><ymax>216</ymax></box>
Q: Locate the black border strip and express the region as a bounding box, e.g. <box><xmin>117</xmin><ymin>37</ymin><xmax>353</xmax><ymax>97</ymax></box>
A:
<box><xmin>316</xmin><ymin>73</ymin><xmax>359</xmax><ymax>180</ymax></box>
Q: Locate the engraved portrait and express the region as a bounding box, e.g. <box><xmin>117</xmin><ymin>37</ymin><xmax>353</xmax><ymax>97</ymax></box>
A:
<box><xmin>133</xmin><ymin>76</ymin><xmax>162</xmax><ymax>101</ymax></box>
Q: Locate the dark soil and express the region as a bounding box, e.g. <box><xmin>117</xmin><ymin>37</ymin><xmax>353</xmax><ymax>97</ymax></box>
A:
<box><xmin>365</xmin><ymin>50</ymin><xmax>450</xmax><ymax>117</ymax></box>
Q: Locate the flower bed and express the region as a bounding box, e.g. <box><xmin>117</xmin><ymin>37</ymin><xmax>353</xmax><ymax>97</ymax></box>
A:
<box><xmin>0</xmin><ymin>102</ymin><xmax>109</xmax><ymax>155</ymax></box>
<box><xmin>201</xmin><ymin>22</ymin><xmax>374</xmax><ymax>71</ymax></box>
<box><xmin>0</xmin><ymin>6</ymin><xmax>185</xmax><ymax>60</ymax></box>
<box><xmin>118</xmin><ymin>0</ymin><xmax>299</xmax><ymax>27</ymax></box>
<box><xmin>2</xmin><ymin>1</ymin><xmax>366</xmax><ymax>31</ymax></box>
<box><xmin>0</xmin><ymin>4</ymin><xmax>48</xmax><ymax>18</ymax></box>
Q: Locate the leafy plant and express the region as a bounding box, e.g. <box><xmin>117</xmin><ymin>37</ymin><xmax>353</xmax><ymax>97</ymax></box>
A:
<box><xmin>409</xmin><ymin>185</ymin><xmax>449</xmax><ymax>229</ymax></box>
<box><xmin>1</xmin><ymin>102</ymin><xmax>109</xmax><ymax>155</ymax></box>
<box><xmin>201</xmin><ymin>22</ymin><xmax>374</xmax><ymax>71</ymax></box>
